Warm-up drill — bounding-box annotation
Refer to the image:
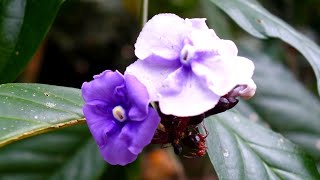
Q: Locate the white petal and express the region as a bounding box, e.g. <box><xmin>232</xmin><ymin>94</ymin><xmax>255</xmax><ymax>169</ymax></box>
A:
<box><xmin>135</xmin><ymin>13</ymin><xmax>190</xmax><ymax>60</ymax></box>
<box><xmin>125</xmin><ymin>56</ymin><xmax>180</xmax><ymax>101</ymax></box>
<box><xmin>192</xmin><ymin>56</ymin><xmax>255</xmax><ymax>96</ymax></box>
<box><xmin>159</xmin><ymin>69</ymin><xmax>220</xmax><ymax>116</ymax></box>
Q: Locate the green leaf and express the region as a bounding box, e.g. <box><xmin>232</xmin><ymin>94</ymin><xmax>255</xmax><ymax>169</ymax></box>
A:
<box><xmin>0</xmin><ymin>83</ymin><xmax>85</xmax><ymax>147</ymax></box>
<box><xmin>242</xmin><ymin>48</ymin><xmax>320</xmax><ymax>160</ymax></box>
<box><xmin>0</xmin><ymin>0</ymin><xmax>65</xmax><ymax>83</ymax></box>
<box><xmin>0</xmin><ymin>124</ymin><xmax>107</xmax><ymax>180</ymax></box>
<box><xmin>208</xmin><ymin>0</ymin><xmax>320</xmax><ymax>94</ymax></box>
<box><xmin>203</xmin><ymin>110</ymin><xmax>320</xmax><ymax>180</ymax></box>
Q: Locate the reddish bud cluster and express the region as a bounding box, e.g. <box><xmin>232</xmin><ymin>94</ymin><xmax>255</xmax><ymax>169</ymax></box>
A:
<box><xmin>151</xmin><ymin>94</ymin><xmax>239</xmax><ymax>157</ymax></box>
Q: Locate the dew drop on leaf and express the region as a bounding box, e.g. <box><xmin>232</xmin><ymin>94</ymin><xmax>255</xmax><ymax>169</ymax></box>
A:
<box><xmin>223</xmin><ymin>150</ymin><xmax>229</xmax><ymax>157</ymax></box>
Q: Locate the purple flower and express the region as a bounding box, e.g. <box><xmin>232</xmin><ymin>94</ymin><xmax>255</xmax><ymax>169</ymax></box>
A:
<box><xmin>81</xmin><ymin>70</ymin><xmax>160</xmax><ymax>165</ymax></box>
<box><xmin>126</xmin><ymin>13</ymin><xmax>256</xmax><ymax>116</ymax></box>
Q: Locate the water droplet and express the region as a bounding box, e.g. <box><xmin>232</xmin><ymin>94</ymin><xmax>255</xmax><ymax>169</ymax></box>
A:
<box><xmin>32</xmin><ymin>93</ymin><xmax>36</xmax><ymax>97</ymax></box>
<box><xmin>34</xmin><ymin>115</ymin><xmax>38</xmax><ymax>119</ymax></box>
<box><xmin>233</xmin><ymin>116</ymin><xmax>240</xmax><ymax>122</ymax></box>
<box><xmin>37</xmin><ymin>87</ymin><xmax>40</xmax><ymax>89</ymax></box>
<box><xmin>277</xmin><ymin>138</ymin><xmax>284</xmax><ymax>145</ymax></box>
<box><xmin>2</xmin><ymin>127</ymin><xmax>6</xmax><ymax>130</ymax></box>
<box><xmin>223</xmin><ymin>150</ymin><xmax>229</xmax><ymax>157</ymax></box>
<box><xmin>44</xmin><ymin>92</ymin><xmax>50</xmax><ymax>97</ymax></box>
<box><xmin>20</xmin><ymin>108</ymin><xmax>24</xmax><ymax>111</ymax></box>
<box><xmin>45</xmin><ymin>102</ymin><xmax>56</xmax><ymax>108</ymax></box>
<box><xmin>24</xmin><ymin>90</ymin><xmax>28</xmax><ymax>93</ymax></box>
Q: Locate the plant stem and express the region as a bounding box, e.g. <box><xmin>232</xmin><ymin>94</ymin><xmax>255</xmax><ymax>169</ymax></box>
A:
<box><xmin>139</xmin><ymin>0</ymin><xmax>149</xmax><ymax>28</ymax></box>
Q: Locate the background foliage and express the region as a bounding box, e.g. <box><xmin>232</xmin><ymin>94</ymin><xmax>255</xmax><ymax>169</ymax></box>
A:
<box><xmin>0</xmin><ymin>0</ymin><xmax>319</xmax><ymax>179</ymax></box>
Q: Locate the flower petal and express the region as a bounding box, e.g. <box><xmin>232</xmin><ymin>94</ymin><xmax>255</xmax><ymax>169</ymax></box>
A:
<box><xmin>125</xmin><ymin>74</ymin><xmax>150</xmax><ymax>121</ymax></box>
<box><xmin>135</xmin><ymin>13</ymin><xmax>190</xmax><ymax>60</ymax></box>
<box><xmin>83</xmin><ymin>103</ymin><xmax>116</xmax><ymax>147</ymax></box>
<box><xmin>120</xmin><ymin>107</ymin><xmax>161</xmax><ymax>155</ymax></box>
<box><xmin>185</xmin><ymin>18</ymin><xmax>210</xmax><ymax>30</ymax></box>
<box><xmin>99</xmin><ymin>129</ymin><xmax>137</xmax><ymax>166</ymax></box>
<box><xmin>192</xmin><ymin>56</ymin><xmax>255</xmax><ymax>96</ymax></box>
<box><xmin>82</xmin><ymin>70</ymin><xmax>124</xmax><ymax>104</ymax></box>
<box><xmin>159</xmin><ymin>69</ymin><xmax>220</xmax><ymax>116</ymax></box>
<box><xmin>125</xmin><ymin>55</ymin><xmax>180</xmax><ymax>101</ymax></box>
<box><xmin>189</xmin><ymin>29</ymin><xmax>220</xmax><ymax>51</ymax></box>
<box><xmin>216</xmin><ymin>40</ymin><xmax>238</xmax><ymax>56</ymax></box>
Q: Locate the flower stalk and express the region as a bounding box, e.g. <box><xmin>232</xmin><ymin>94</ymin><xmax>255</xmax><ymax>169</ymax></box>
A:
<box><xmin>139</xmin><ymin>0</ymin><xmax>149</xmax><ymax>28</ymax></box>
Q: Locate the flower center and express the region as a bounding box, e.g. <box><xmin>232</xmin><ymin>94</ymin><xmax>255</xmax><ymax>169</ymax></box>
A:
<box><xmin>180</xmin><ymin>44</ymin><xmax>196</xmax><ymax>65</ymax></box>
<box><xmin>112</xmin><ymin>105</ymin><xmax>127</xmax><ymax>122</ymax></box>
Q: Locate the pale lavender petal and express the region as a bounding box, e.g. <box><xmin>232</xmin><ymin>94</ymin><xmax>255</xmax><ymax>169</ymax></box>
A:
<box><xmin>125</xmin><ymin>74</ymin><xmax>150</xmax><ymax>121</ymax></box>
<box><xmin>188</xmin><ymin>29</ymin><xmax>220</xmax><ymax>51</ymax></box>
<box><xmin>191</xmin><ymin>56</ymin><xmax>255</xmax><ymax>96</ymax></box>
<box><xmin>135</xmin><ymin>13</ymin><xmax>190</xmax><ymax>60</ymax></box>
<box><xmin>82</xmin><ymin>70</ymin><xmax>124</xmax><ymax>104</ymax></box>
<box><xmin>120</xmin><ymin>107</ymin><xmax>161</xmax><ymax>155</ymax></box>
<box><xmin>216</xmin><ymin>40</ymin><xmax>238</xmax><ymax>56</ymax></box>
<box><xmin>125</xmin><ymin>55</ymin><xmax>180</xmax><ymax>101</ymax></box>
<box><xmin>159</xmin><ymin>69</ymin><xmax>220</xmax><ymax>116</ymax></box>
<box><xmin>185</xmin><ymin>18</ymin><xmax>210</xmax><ymax>30</ymax></box>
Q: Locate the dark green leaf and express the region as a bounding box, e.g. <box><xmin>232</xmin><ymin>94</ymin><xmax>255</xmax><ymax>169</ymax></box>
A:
<box><xmin>0</xmin><ymin>0</ymin><xmax>64</xmax><ymax>83</ymax></box>
<box><xmin>0</xmin><ymin>83</ymin><xmax>85</xmax><ymax>147</ymax></box>
<box><xmin>0</xmin><ymin>124</ymin><xmax>107</xmax><ymax>180</ymax></box>
<box><xmin>208</xmin><ymin>0</ymin><xmax>320</xmax><ymax>94</ymax></box>
<box><xmin>242</xmin><ymin>48</ymin><xmax>320</xmax><ymax>160</ymax></box>
<box><xmin>234</xmin><ymin>101</ymin><xmax>265</xmax><ymax>126</ymax></box>
<box><xmin>203</xmin><ymin>110</ymin><xmax>320</xmax><ymax>180</ymax></box>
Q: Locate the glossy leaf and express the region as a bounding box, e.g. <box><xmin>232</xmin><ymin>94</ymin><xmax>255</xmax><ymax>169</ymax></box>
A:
<box><xmin>209</xmin><ymin>0</ymin><xmax>320</xmax><ymax>94</ymax></box>
<box><xmin>0</xmin><ymin>83</ymin><xmax>85</xmax><ymax>147</ymax></box>
<box><xmin>203</xmin><ymin>110</ymin><xmax>320</xmax><ymax>180</ymax></box>
<box><xmin>242</xmin><ymin>48</ymin><xmax>320</xmax><ymax>160</ymax></box>
<box><xmin>0</xmin><ymin>0</ymin><xmax>65</xmax><ymax>83</ymax></box>
<box><xmin>0</xmin><ymin>124</ymin><xmax>107</xmax><ymax>179</ymax></box>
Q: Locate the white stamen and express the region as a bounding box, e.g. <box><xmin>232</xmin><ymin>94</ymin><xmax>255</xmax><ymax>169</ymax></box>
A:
<box><xmin>112</xmin><ymin>105</ymin><xmax>127</xmax><ymax>122</ymax></box>
<box><xmin>180</xmin><ymin>44</ymin><xmax>196</xmax><ymax>65</ymax></box>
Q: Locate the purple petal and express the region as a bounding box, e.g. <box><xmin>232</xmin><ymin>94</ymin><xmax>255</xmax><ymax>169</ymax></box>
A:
<box><xmin>120</xmin><ymin>107</ymin><xmax>161</xmax><ymax>155</ymax></box>
<box><xmin>191</xmin><ymin>56</ymin><xmax>255</xmax><ymax>96</ymax></box>
<box><xmin>83</xmin><ymin>103</ymin><xmax>116</xmax><ymax>147</ymax></box>
<box><xmin>125</xmin><ymin>74</ymin><xmax>150</xmax><ymax>121</ymax></box>
<box><xmin>159</xmin><ymin>69</ymin><xmax>220</xmax><ymax>116</ymax></box>
<box><xmin>99</xmin><ymin>130</ymin><xmax>137</xmax><ymax>165</ymax></box>
<box><xmin>125</xmin><ymin>55</ymin><xmax>180</xmax><ymax>101</ymax></box>
<box><xmin>135</xmin><ymin>13</ymin><xmax>190</xmax><ymax>60</ymax></box>
<box><xmin>82</xmin><ymin>70</ymin><xmax>124</xmax><ymax>104</ymax></box>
